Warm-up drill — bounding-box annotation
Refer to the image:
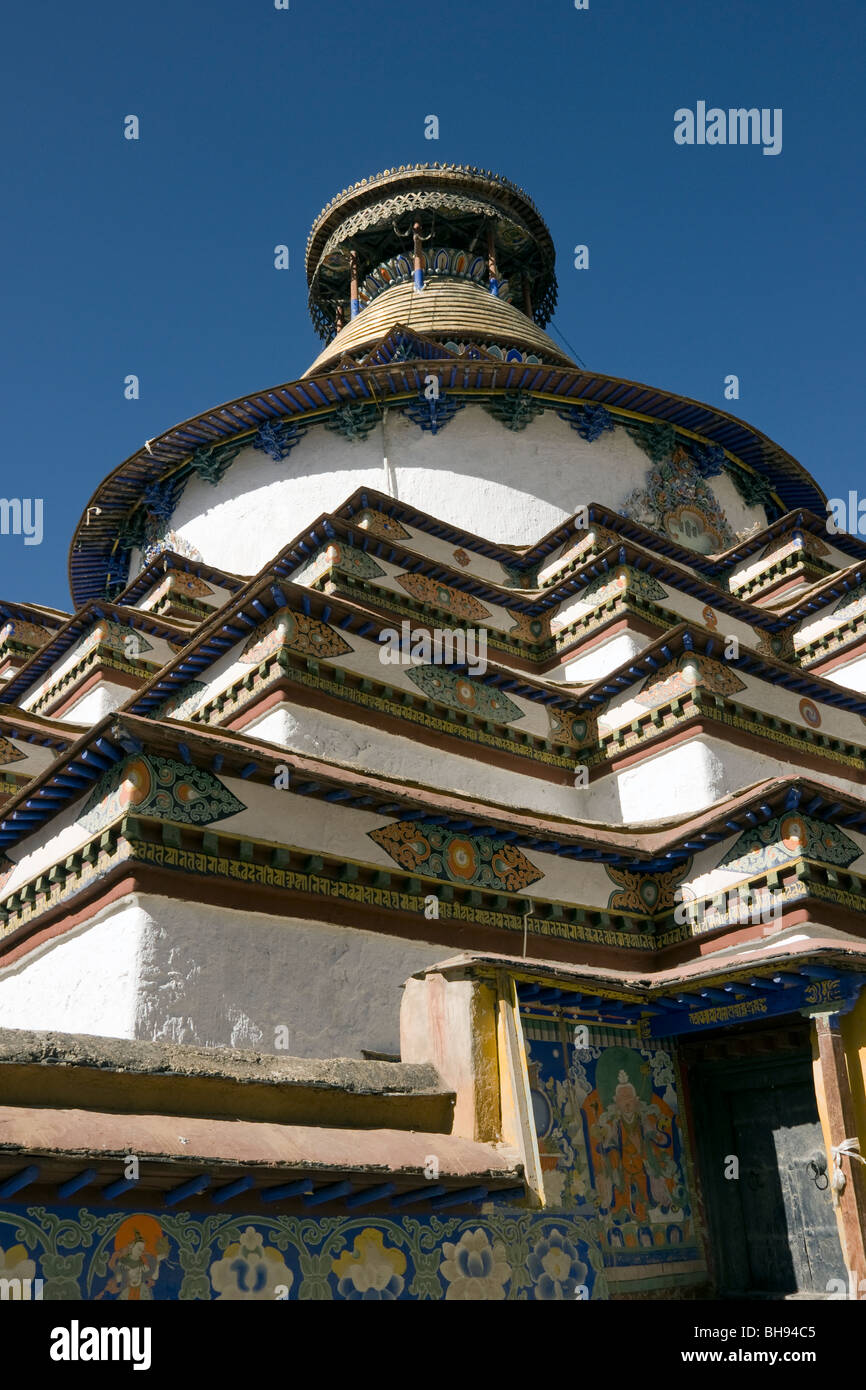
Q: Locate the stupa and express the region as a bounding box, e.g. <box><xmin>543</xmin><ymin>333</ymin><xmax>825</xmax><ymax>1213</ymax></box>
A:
<box><xmin>0</xmin><ymin>164</ymin><xmax>864</xmax><ymax>1302</ymax></box>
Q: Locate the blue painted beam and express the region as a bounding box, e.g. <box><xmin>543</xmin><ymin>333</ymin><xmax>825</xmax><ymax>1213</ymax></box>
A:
<box><xmin>102</xmin><ymin>1176</ymin><xmax>139</xmax><ymax>1200</ymax></box>
<box><xmin>391</xmin><ymin>1185</ymin><xmax>446</xmax><ymax>1207</ymax></box>
<box><xmin>261</xmin><ymin>1179</ymin><xmax>313</xmax><ymax>1202</ymax></box>
<box><xmin>165</xmin><ymin>1174</ymin><xmax>211</xmax><ymax>1206</ymax></box>
<box><xmin>303</xmin><ymin>1181</ymin><xmax>353</xmax><ymax>1207</ymax></box>
<box><xmin>0</xmin><ymin>1165</ymin><xmax>40</xmax><ymax>1198</ymax></box>
<box><xmin>211</xmin><ymin>1176</ymin><xmax>256</xmax><ymax>1204</ymax></box>
<box><xmin>431</xmin><ymin>1187</ymin><xmax>489</xmax><ymax>1209</ymax></box>
<box><xmin>57</xmin><ymin>1168</ymin><xmax>98</xmax><ymax>1200</ymax></box>
<box><xmin>345</xmin><ymin>1183</ymin><xmax>396</xmax><ymax>1209</ymax></box>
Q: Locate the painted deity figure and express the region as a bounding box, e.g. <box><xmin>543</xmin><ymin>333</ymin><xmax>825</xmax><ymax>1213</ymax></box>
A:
<box><xmin>99</xmin><ymin>1232</ymin><xmax>169</xmax><ymax>1300</ymax></box>
<box><xmin>588</xmin><ymin>1070</ymin><xmax>680</xmax><ymax>1222</ymax></box>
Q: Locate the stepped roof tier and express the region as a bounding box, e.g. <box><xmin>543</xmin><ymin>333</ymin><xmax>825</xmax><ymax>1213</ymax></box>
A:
<box><xmin>2</xmin><ymin>166</ymin><xmax>865</xmax><ymax>1304</ymax></box>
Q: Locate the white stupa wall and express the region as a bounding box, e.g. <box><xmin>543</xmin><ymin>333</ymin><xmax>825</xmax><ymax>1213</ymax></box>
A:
<box><xmin>583</xmin><ymin>734</ymin><xmax>864</xmax><ymax>825</ymax></box>
<box><xmin>129</xmin><ymin>407</ymin><xmax>767</xmax><ymax>579</ymax></box>
<box><xmin>0</xmin><ymin>892</ymin><xmax>456</xmax><ymax>1058</ymax></box>
<box><xmin>243</xmin><ymin>702</ymin><xmax>579</xmax><ymax>818</ymax></box>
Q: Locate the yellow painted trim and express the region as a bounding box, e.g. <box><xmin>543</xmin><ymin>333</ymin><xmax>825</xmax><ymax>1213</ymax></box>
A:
<box><xmin>496</xmin><ymin>970</ymin><xmax>545</xmax><ymax>1207</ymax></box>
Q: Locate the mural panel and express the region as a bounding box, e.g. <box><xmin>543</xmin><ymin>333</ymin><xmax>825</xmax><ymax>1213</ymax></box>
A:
<box><xmin>522</xmin><ymin>1015</ymin><xmax>704</xmax><ymax>1274</ymax></box>
<box><xmin>0</xmin><ymin>1207</ymin><xmax>605</xmax><ymax>1301</ymax></box>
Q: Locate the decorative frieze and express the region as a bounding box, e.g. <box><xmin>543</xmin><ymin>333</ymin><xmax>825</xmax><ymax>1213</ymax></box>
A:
<box><xmin>483</xmin><ymin>392</ymin><xmax>545</xmax><ymax>432</ymax></box>
<box><xmin>253</xmin><ymin>419</ymin><xmax>309</xmax><ymax>461</ymax></box>
<box><xmin>368</xmin><ymin>820</ymin><xmax>543</xmax><ymax>893</ymax></box>
<box><xmin>402</xmin><ymin>389</ymin><xmax>465</xmax><ymax>435</ymax></box>
<box><xmin>324</xmin><ymin>403</ymin><xmax>380</xmax><ymax>442</ymax></box>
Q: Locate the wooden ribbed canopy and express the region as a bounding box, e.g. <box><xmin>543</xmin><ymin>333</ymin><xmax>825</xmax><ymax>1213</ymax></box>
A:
<box><xmin>305</xmin><ymin>278</ymin><xmax>573</xmax><ymax>375</ymax></box>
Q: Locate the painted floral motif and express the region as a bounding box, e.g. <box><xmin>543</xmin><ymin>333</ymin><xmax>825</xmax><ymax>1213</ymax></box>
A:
<box><xmin>369</xmin><ymin>821</ymin><xmax>543</xmax><ymax>892</ymax></box>
<box><xmin>332</xmin><ymin>1229</ymin><xmax>406</xmax><ymax>1300</ymax></box>
<box><xmin>547</xmin><ymin>708</ymin><xmax>595</xmax><ymax>749</ymax></box>
<box><xmin>240</xmin><ymin>608</ymin><xmax>353</xmax><ymax>665</ymax></box>
<box><xmin>506</xmin><ymin>610</ymin><xmax>549</xmax><ymax>644</ymax></box>
<box><xmin>623</xmin><ymin>448</ymin><xmax>735</xmax><ymax>554</ymax></box>
<box><xmin>634</xmin><ymin>653</ymin><xmax>746</xmax><ymax>709</ymax></box>
<box><xmin>297</xmin><ymin>543</ymin><xmax>386</xmax><ymax>587</ymax></box>
<box><xmin>152</xmin><ymin>681</ymin><xmax>208</xmax><ymax>721</ymax></box>
<box><xmin>501</xmin><ymin>561</ymin><xmax>540</xmax><ymax>590</ymax></box>
<box><xmin>142</xmin><ymin>530</ymin><xmax>204</xmax><ymax>565</ymax></box>
<box><xmin>581</xmin><ymin>568</ymin><xmax>668</xmax><ymax>609</ymax></box>
<box><xmin>353</xmin><ymin>508</ymin><xmax>411</xmax><ymax>541</ymax></box>
<box><xmin>756</xmin><ymin>629</ymin><xmax>795</xmax><ymax>662</ymax></box>
<box><xmin>0</xmin><ymin>737</ymin><xmax>26</xmax><ymax>768</ymax></box>
<box><xmin>537</xmin><ymin>527</ymin><xmax>620</xmax><ymax>588</ymax></box>
<box><xmin>0</xmin><ymin>1242</ymin><xmax>38</xmax><ymax>1291</ymax></box>
<box><xmin>527</xmin><ymin>1229</ymin><xmax>588</xmax><ymax>1300</ymax></box>
<box><xmin>577</xmin><ymin>570</ymin><xmax>628</xmax><ymax>607</ymax></box>
<box><xmin>85</xmin><ymin>620</ymin><xmax>155</xmax><ymax>660</ymax></box>
<box><xmin>0</xmin><ymin>619</ymin><xmax>52</xmax><ymax>651</ymax></box>
<box><xmin>830</xmin><ymin>579</ymin><xmax>866</xmax><ymax>622</ymax></box>
<box><xmin>405</xmin><ymin>666</ymin><xmax>524</xmax><ymax>723</ymax></box>
<box><xmin>81</xmin><ymin>754</ymin><xmax>246</xmax><ymax>833</ymax></box>
<box><xmin>395</xmin><ymin>573</ymin><xmax>490</xmax><ymax>621</ymax></box>
<box><xmin>439</xmin><ymin>1229</ymin><xmax>511</xmax><ymax>1300</ymax></box>
<box><xmin>0</xmin><ymin>1208</ymin><xmax>602</xmax><ymax>1300</ymax></box>
<box><xmin>452</xmin><ymin>548</ymin><xmax>471</xmax><ymax>567</ymax></box>
<box><xmin>209</xmin><ymin>1227</ymin><xmax>293</xmax><ymax>1300</ymax></box>
<box><xmin>145</xmin><ymin>572</ymin><xmax>215</xmax><ymax>609</ymax></box>
<box><xmin>606</xmin><ymin>863</ymin><xmax>692</xmax><ymax>914</ymax></box>
<box><xmin>799</xmin><ymin>697</ymin><xmax>822</xmax><ymax>729</ymax></box>
<box><xmin>720</xmin><ymin>813</ymin><xmax>861</xmax><ymax>873</ymax></box>
<box><xmin>483</xmin><ymin>392</ymin><xmax>545</xmax><ymax>432</ymax></box>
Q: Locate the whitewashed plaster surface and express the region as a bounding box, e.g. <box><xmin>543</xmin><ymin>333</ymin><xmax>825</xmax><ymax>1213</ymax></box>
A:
<box><xmin>823</xmin><ymin>652</ymin><xmax>866</xmax><ymax>694</ymax></box>
<box><xmin>0</xmin><ymin>897</ymin><xmax>142</xmax><ymax>1037</ymax></box>
<box><xmin>20</xmin><ymin>627</ymin><xmax>178</xmax><ymax>713</ymax></box>
<box><xmin>794</xmin><ymin>594</ymin><xmax>866</xmax><ymax>651</ymax></box>
<box><xmin>581</xmin><ymin>734</ymin><xmax>863</xmax><ymax>825</ymax></box>
<box><xmin>0</xmin><ymin>891</ymin><xmax>455</xmax><ymax>1056</ymax></box>
<box><xmin>0</xmin><ymin>739</ymin><xmax>60</xmax><ymax>779</ymax></box>
<box><xmin>353</xmin><ymin>512</ymin><xmax>513</xmax><ymax>588</ymax></box>
<box><xmin>241</xmin><ymin>700</ymin><xmax>577</xmax><ymax>817</ymax></box>
<box><xmin>57</xmin><ymin>681</ymin><xmax>134</xmax><ymax>726</ymax></box>
<box><xmin>132</xmin><ymin>895</ymin><xmax>456</xmax><ymax>1057</ymax></box>
<box><xmin>129</xmin><ymin>407</ymin><xmax>765</xmax><ymax>581</ymax></box>
<box><xmin>554</xmin><ymin>631</ymin><xmax>649</xmax><ymax>684</ymax></box>
<box><xmin>0</xmin><ymin>892</ymin><xmax>453</xmax><ymax>1056</ymax></box>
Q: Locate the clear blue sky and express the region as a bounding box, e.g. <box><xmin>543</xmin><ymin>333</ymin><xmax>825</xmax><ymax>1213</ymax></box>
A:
<box><xmin>2</xmin><ymin>0</ymin><xmax>864</xmax><ymax>609</ymax></box>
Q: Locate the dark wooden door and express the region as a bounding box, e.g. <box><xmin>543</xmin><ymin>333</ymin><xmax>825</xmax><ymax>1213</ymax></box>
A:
<box><xmin>690</xmin><ymin>1051</ymin><xmax>846</xmax><ymax>1296</ymax></box>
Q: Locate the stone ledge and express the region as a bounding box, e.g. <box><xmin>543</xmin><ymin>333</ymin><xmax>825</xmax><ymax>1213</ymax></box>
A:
<box><xmin>0</xmin><ymin>1028</ymin><xmax>455</xmax><ymax>1132</ymax></box>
